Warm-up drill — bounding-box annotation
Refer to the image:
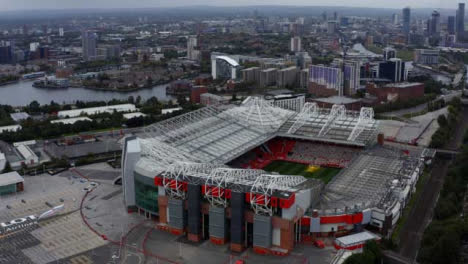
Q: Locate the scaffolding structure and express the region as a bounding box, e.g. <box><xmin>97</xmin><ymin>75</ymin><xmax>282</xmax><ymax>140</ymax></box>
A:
<box><xmin>283</xmin><ymin>104</ymin><xmax>379</xmax><ymax>146</ymax></box>
<box><xmin>250</xmin><ymin>174</ymin><xmax>307</xmax><ymax>216</ymax></box>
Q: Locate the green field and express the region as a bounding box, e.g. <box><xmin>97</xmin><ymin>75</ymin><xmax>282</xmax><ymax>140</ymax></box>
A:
<box><xmin>263</xmin><ymin>161</ymin><xmax>341</xmax><ymax>184</ymax></box>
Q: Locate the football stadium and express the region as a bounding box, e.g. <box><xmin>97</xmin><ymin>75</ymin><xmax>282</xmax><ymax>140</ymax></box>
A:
<box><xmin>121</xmin><ymin>96</ymin><xmax>433</xmax><ymax>255</ymax></box>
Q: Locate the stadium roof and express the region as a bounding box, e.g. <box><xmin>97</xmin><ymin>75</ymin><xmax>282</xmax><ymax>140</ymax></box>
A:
<box><xmin>318</xmin><ymin>145</ymin><xmax>423</xmax><ymax>214</ymax></box>
<box><xmin>140</xmin><ymin>98</ymin><xmax>379</xmax><ymax>170</ymax></box>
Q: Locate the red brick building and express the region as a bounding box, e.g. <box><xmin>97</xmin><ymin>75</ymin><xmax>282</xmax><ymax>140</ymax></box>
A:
<box><xmin>190</xmin><ymin>85</ymin><xmax>208</xmax><ymax>103</ymax></box>
<box><xmin>308</xmin><ymin>82</ymin><xmax>339</xmax><ymax>97</ymax></box>
<box><xmin>366</xmin><ymin>82</ymin><xmax>424</xmax><ymax>103</ymax></box>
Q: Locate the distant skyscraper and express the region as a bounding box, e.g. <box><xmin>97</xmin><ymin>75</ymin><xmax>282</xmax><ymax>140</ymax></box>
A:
<box><xmin>333</xmin><ymin>11</ymin><xmax>338</xmax><ymax>21</ymax></box>
<box><xmin>448</xmin><ymin>16</ymin><xmax>456</xmax><ymax>34</ymax></box>
<box><xmin>403</xmin><ymin>7</ymin><xmax>411</xmax><ymax>35</ymax></box>
<box><xmin>392</xmin><ymin>14</ymin><xmax>399</xmax><ymax>25</ymax></box>
<box><xmin>327</xmin><ymin>21</ymin><xmax>337</xmax><ymax>34</ymax></box>
<box><xmin>290</xmin><ymin>36</ymin><xmax>302</xmax><ymax>52</ymax></box>
<box><xmin>430</xmin><ymin>10</ymin><xmax>441</xmax><ymax>37</ymax></box>
<box><xmin>321</xmin><ymin>11</ymin><xmax>327</xmax><ymax>22</ymax></box>
<box><xmin>82</xmin><ymin>31</ymin><xmax>97</xmax><ymax>61</ymax></box>
<box><xmin>457</xmin><ymin>3</ymin><xmax>465</xmax><ymax>38</ymax></box>
<box><xmin>59</xmin><ymin>27</ymin><xmax>64</xmax><ymax>37</ymax></box>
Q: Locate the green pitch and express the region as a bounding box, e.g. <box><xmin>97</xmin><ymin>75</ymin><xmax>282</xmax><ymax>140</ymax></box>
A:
<box><xmin>262</xmin><ymin>160</ymin><xmax>340</xmax><ymax>184</ymax></box>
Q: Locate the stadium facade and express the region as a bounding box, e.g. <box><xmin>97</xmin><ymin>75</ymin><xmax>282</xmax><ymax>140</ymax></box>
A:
<box><xmin>121</xmin><ymin>96</ymin><xmax>433</xmax><ymax>255</ymax></box>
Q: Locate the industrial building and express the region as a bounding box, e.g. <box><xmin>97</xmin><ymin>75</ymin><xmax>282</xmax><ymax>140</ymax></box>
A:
<box><xmin>51</xmin><ymin>117</ymin><xmax>92</xmax><ymax>125</ymax></box>
<box><xmin>57</xmin><ymin>104</ymin><xmax>137</xmax><ymax>118</ymax></box>
<box><xmin>122</xmin><ymin>97</ymin><xmax>430</xmax><ymax>255</ymax></box>
<box><xmin>366</xmin><ymin>82</ymin><xmax>424</xmax><ymax>103</ymax></box>
<box><xmin>0</xmin><ymin>172</ymin><xmax>24</xmax><ymax>196</ymax></box>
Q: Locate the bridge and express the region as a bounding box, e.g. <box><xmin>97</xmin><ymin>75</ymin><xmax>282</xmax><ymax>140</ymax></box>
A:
<box><xmin>434</xmin><ymin>148</ymin><xmax>461</xmax><ymax>159</ymax></box>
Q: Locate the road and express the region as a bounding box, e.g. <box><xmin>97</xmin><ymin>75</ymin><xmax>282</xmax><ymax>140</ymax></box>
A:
<box><xmin>397</xmin><ymin>106</ymin><xmax>468</xmax><ymax>261</ymax></box>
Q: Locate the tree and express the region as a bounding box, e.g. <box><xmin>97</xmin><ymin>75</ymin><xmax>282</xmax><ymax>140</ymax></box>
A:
<box><xmin>128</xmin><ymin>96</ymin><xmax>135</xmax><ymax>104</ymax></box>
<box><xmin>28</xmin><ymin>100</ymin><xmax>41</xmax><ymax>114</ymax></box>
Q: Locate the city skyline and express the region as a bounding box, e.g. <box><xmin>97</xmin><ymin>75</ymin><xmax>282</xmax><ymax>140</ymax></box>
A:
<box><xmin>0</xmin><ymin>0</ymin><xmax>467</xmax><ymax>11</ymax></box>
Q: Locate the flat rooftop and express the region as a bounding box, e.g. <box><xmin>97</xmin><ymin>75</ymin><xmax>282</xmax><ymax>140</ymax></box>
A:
<box><xmin>384</xmin><ymin>82</ymin><xmax>423</xmax><ymax>88</ymax></box>
<box><xmin>313</xmin><ymin>96</ymin><xmax>361</xmax><ymax>105</ymax></box>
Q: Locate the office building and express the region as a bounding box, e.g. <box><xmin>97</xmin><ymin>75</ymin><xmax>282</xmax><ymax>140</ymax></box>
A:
<box><xmin>429</xmin><ymin>10</ymin><xmax>441</xmax><ymax>37</ymax></box>
<box><xmin>379</xmin><ymin>58</ymin><xmax>405</xmax><ymax>83</ymax></box>
<box><xmin>457</xmin><ymin>3</ymin><xmax>465</xmax><ymax>38</ymax></box>
<box><xmin>383</xmin><ymin>47</ymin><xmax>397</xmax><ymax>61</ymax></box>
<box><xmin>403</xmin><ymin>7</ymin><xmax>411</xmax><ymax>35</ymax></box>
<box><xmin>82</xmin><ymin>31</ymin><xmax>97</xmax><ymax>61</ymax></box>
<box><xmin>448</xmin><ymin>16</ymin><xmax>456</xmax><ymax>35</ymax></box>
<box><xmin>211</xmin><ymin>55</ymin><xmax>240</xmax><ymax>80</ymax></box>
<box><xmin>0</xmin><ymin>41</ymin><xmax>14</xmax><ymax>64</ymax></box>
<box><xmin>414</xmin><ymin>49</ymin><xmax>440</xmax><ymax>65</ymax></box>
<box><xmin>59</xmin><ymin>27</ymin><xmax>64</xmax><ymax>37</ymax></box>
<box><xmin>290</xmin><ymin>36</ymin><xmax>302</xmax><ymax>52</ymax></box>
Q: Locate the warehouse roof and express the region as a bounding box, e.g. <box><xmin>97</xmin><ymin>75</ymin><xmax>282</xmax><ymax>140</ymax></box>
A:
<box><xmin>313</xmin><ymin>96</ymin><xmax>360</xmax><ymax>105</ymax></box>
<box><xmin>335</xmin><ymin>231</ymin><xmax>378</xmax><ymax>246</ymax></box>
<box><xmin>57</xmin><ymin>104</ymin><xmax>136</xmax><ymax>118</ymax></box>
<box><xmin>0</xmin><ymin>171</ymin><xmax>24</xmax><ymax>187</ymax></box>
<box><xmin>51</xmin><ymin>117</ymin><xmax>92</xmax><ymax>125</ymax></box>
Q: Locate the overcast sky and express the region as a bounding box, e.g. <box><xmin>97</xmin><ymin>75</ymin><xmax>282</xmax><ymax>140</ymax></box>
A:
<box><xmin>0</xmin><ymin>0</ymin><xmax>464</xmax><ymax>11</ymax></box>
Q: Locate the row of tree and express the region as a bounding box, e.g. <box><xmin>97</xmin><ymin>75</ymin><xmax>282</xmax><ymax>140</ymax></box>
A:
<box><xmin>418</xmin><ymin>131</ymin><xmax>468</xmax><ymax>263</ymax></box>
<box><xmin>429</xmin><ymin>98</ymin><xmax>463</xmax><ymax>148</ymax></box>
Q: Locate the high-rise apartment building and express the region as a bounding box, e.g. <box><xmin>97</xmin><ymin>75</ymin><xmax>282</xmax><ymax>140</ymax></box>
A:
<box><xmin>457</xmin><ymin>3</ymin><xmax>465</xmax><ymax>38</ymax></box>
<box><xmin>187</xmin><ymin>36</ymin><xmax>200</xmax><ymax>61</ymax></box>
<box><xmin>82</xmin><ymin>31</ymin><xmax>97</xmax><ymax>61</ymax></box>
<box><xmin>290</xmin><ymin>36</ymin><xmax>302</xmax><ymax>52</ymax></box>
<box><xmin>403</xmin><ymin>7</ymin><xmax>411</xmax><ymax>35</ymax></box>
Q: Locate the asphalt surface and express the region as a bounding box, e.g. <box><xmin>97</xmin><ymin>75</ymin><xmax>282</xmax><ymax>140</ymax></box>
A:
<box><xmin>398</xmin><ymin>106</ymin><xmax>468</xmax><ymax>261</ymax></box>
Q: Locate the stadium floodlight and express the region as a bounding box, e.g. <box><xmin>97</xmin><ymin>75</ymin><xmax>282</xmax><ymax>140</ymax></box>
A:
<box><xmin>250</xmin><ymin>174</ymin><xmax>306</xmax><ymax>216</ymax></box>
<box><xmin>348</xmin><ymin>107</ymin><xmax>375</xmax><ymax>142</ymax></box>
<box><xmin>318</xmin><ymin>104</ymin><xmax>347</xmax><ymax>137</ymax></box>
<box><xmin>287</xmin><ymin>102</ymin><xmax>319</xmax><ymax>134</ymax></box>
